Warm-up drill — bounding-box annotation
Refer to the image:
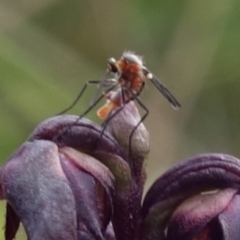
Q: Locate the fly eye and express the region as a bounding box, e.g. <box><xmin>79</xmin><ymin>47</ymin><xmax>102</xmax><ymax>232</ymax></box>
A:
<box><xmin>107</xmin><ymin>58</ymin><xmax>118</xmax><ymax>73</ymax></box>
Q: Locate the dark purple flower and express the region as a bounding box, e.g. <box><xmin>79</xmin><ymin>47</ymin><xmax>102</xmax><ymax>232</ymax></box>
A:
<box><xmin>1</xmin><ymin>100</ymin><xmax>240</xmax><ymax>240</ymax></box>
<box><xmin>142</xmin><ymin>154</ymin><xmax>240</xmax><ymax>240</ymax></box>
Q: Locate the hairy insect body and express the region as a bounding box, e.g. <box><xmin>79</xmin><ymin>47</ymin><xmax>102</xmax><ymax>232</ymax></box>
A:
<box><xmin>118</xmin><ymin>55</ymin><xmax>144</xmax><ymax>92</ymax></box>
<box><xmin>97</xmin><ymin>63</ymin><xmax>145</xmax><ymax>120</ymax></box>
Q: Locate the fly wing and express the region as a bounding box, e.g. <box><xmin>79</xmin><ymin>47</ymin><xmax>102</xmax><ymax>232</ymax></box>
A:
<box><xmin>143</xmin><ymin>68</ymin><xmax>181</xmax><ymax>109</ymax></box>
<box><xmin>89</xmin><ymin>71</ymin><xmax>117</xmax><ymax>107</ymax></box>
<box><xmin>150</xmin><ymin>76</ymin><xmax>181</xmax><ymax>108</ymax></box>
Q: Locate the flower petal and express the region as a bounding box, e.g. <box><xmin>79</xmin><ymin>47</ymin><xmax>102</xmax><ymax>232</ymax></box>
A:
<box><xmin>60</xmin><ymin>148</ymin><xmax>114</xmax><ymax>240</ymax></box>
<box><xmin>218</xmin><ymin>192</ymin><xmax>240</xmax><ymax>240</ymax></box>
<box><xmin>59</xmin><ymin>145</ymin><xmax>136</xmax><ymax>240</ymax></box>
<box><xmin>167</xmin><ymin>188</ymin><xmax>238</xmax><ymax>240</ymax></box>
<box><xmin>2</xmin><ymin>140</ymin><xmax>77</xmax><ymax>240</ymax></box>
<box><xmin>142</xmin><ymin>153</ymin><xmax>240</xmax><ymax>240</ymax></box>
<box><xmin>104</xmin><ymin>99</ymin><xmax>150</xmax><ymax>158</ymax></box>
<box><xmin>30</xmin><ymin>115</ymin><xmax>127</xmax><ymax>161</ymax></box>
<box><xmin>29</xmin><ymin>113</ymin><xmax>148</xmax><ymax>240</ymax></box>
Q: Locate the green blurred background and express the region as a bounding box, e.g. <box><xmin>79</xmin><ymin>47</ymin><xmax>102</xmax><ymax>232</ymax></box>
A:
<box><xmin>0</xmin><ymin>0</ymin><xmax>240</xmax><ymax>238</ymax></box>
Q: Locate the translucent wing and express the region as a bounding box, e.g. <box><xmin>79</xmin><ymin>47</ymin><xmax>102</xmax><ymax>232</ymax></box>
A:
<box><xmin>143</xmin><ymin>68</ymin><xmax>181</xmax><ymax>109</ymax></box>
<box><xmin>89</xmin><ymin>71</ymin><xmax>117</xmax><ymax>107</ymax></box>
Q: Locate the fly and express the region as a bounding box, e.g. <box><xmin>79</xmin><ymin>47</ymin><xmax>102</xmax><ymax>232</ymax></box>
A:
<box><xmin>58</xmin><ymin>51</ymin><xmax>181</xmax><ymax>156</ymax></box>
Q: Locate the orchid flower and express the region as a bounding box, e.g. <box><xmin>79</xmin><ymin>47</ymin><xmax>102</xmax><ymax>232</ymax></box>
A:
<box><xmin>0</xmin><ymin>100</ymin><xmax>240</xmax><ymax>240</ymax></box>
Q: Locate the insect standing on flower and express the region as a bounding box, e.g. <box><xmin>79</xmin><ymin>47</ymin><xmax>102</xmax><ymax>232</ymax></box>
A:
<box><xmin>58</xmin><ymin>51</ymin><xmax>181</xmax><ymax>154</ymax></box>
<box><xmin>96</xmin><ymin>51</ymin><xmax>181</xmax><ymax>116</ymax></box>
<box><xmin>59</xmin><ymin>51</ymin><xmax>180</xmax><ymax>116</ymax></box>
<box><xmin>96</xmin><ymin>51</ymin><xmax>181</xmax><ymax>154</ymax></box>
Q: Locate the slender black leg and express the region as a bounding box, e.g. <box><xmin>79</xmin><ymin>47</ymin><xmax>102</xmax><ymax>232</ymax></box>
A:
<box><xmin>99</xmin><ymin>93</ymin><xmax>149</xmax><ymax>174</ymax></box>
<box><xmin>54</xmin><ymin>83</ymin><xmax>117</xmax><ymax>143</ymax></box>
<box><xmin>56</xmin><ymin>80</ymin><xmax>103</xmax><ymax>115</ymax></box>
<box><xmin>128</xmin><ymin>96</ymin><xmax>149</xmax><ymax>157</ymax></box>
<box><xmin>97</xmin><ymin>88</ymin><xmax>149</xmax><ymax>159</ymax></box>
<box><xmin>101</xmin><ymin>105</ymin><xmax>125</xmax><ymax>133</ymax></box>
<box><xmin>78</xmin><ymin>84</ymin><xmax>116</xmax><ymax>119</ymax></box>
<box><xmin>89</xmin><ymin>77</ymin><xmax>117</xmax><ymax>107</ymax></box>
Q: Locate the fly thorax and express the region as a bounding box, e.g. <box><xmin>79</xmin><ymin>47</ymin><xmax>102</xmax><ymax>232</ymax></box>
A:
<box><xmin>119</xmin><ymin>77</ymin><xmax>131</xmax><ymax>88</ymax></box>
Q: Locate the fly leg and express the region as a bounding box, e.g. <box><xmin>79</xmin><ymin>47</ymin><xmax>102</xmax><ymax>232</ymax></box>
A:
<box><xmin>54</xmin><ymin>81</ymin><xmax>116</xmax><ymax>142</ymax></box>
<box><xmin>56</xmin><ymin>80</ymin><xmax>103</xmax><ymax>115</ymax></box>
<box><xmin>128</xmin><ymin>95</ymin><xmax>149</xmax><ymax>157</ymax></box>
